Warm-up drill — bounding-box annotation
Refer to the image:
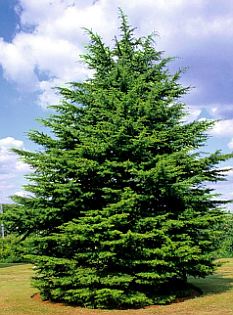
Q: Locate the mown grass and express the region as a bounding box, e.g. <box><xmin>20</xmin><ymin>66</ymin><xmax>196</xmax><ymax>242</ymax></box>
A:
<box><xmin>0</xmin><ymin>263</ymin><xmax>25</xmax><ymax>268</ymax></box>
<box><xmin>0</xmin><ymin>259</ymin><xmax>232</xmax><ymax>315</ymax></box>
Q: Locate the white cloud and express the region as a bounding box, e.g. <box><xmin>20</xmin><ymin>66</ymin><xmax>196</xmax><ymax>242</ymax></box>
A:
<box><xmin>0</xmin><ymin>0</ymin><xmax>232</xmax><ymax>107</ymax></box>
<box><xmin>0</xmin><ymin>137</ymin><xmax>24</xmax><ymax>148</ymax></box>
<box><xmin>38</xmin><ymin>80</ymin><xmax>61</xmax><ymax>108</ymax></box>
<box><xmin>184</xmin><ymin>106</ymin><xmax>202</xmax><ymax>123</ymax></box>
<box><xmin>18</xmin><ymin>0</ymin><xmax>76</xmax><ymax>26</ymax></box>
<box><xmin>209</xmin><ymin>120</ymin><xmax>233</xmax><ymax>137</ymax></box>
<box><xmin>0</xmin><ymin>38</ymin><xmax>37</xmax><ymax>90</ymax></box>
<box><xmin>0</xmin><ymin>137</ymin><xmax>30</xmax><ymax>203</ymax></box>
<box><xmin>14</xmin><ymin>190</ymin><xmax>30</xmax><ymax>198</ymax></box>
<box><xmin>228</xmin><ymin>138</ymin><xmax>233</xmax><ymax>150</ymax></box>
<box><xmin>218</xmin><ymin>166</ymin><xmax>233</xmax><ymax>177</ymax></box>
<box><xmin>0</xmin><ymin>0</ymin><xmax>117</xmax><ymax>106</ymax></box>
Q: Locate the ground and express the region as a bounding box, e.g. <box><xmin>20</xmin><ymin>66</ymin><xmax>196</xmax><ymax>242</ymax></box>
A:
<box><xmin>0</xmin><ymin>259</ymin><xmax>232</xmax><ymax>315</ymax></box>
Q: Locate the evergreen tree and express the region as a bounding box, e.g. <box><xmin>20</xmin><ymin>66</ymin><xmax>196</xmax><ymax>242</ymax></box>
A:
<box><xmin>2</xmin><ymin>12</ymin><xmax>232</xmax><ymax>308</ymax></box>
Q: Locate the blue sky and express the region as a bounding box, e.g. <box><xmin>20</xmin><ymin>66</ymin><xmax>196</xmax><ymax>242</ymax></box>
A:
<box><xmin>0</xmin><ymin>0</ymin><xmax>233</xmax><ymax>209</ymax></box>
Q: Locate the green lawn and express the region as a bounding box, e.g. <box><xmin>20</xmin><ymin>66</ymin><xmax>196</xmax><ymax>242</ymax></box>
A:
<box><xmin>0</xmin><ymin>259</ymin><xmax>232</xmax><ymax>315</ymax></box>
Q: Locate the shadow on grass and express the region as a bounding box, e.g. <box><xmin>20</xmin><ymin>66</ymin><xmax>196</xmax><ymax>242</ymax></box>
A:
<box><xmin>0</xmin><ymin>262</ymin><xmax>27</xmax><ymax>268</ymax></box>
<box><xmin>190</xmin><ymin>274</ymin><xmax>233</xmax><ymax>296</ymax></box>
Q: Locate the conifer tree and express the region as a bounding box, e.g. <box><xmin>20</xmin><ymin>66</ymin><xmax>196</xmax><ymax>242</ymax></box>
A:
<box><xmin>2</xmin><ymin>12</ymin><xmax>231</xmax><ymax>308</ymax></box>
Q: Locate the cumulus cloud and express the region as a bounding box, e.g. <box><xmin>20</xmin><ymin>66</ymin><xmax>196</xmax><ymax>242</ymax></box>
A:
<box><xmin>0</xmin><ymin>0</ymin><xmax>118</xmax><ymax>106</ymax></box>
<box><xmin>0</xmin><ymin>37</ymin><xmax>37</xmax><ymax>90</ymax></box>
<box><xmin>0</xmin><ymin>137</ymin><xmax>30</xmax><ymax>203</ymax></box>
<box><xmin>207</xmin><ymin>164</ymin><xmax>233</xmax><ymax>211</ymax></box>
<box><xmin>0</xmin><ymin>0</ymin><xmax>232</xmax><ymax>110</ymax></box>
<box><xmin>184</xmin><ymin>106</ymin><xmax>202</xmax><ymax>123</ymax></box>
<box><xmin>228</xmin><ymin>139</ymin><xmax>233</xmax><ymax>150</ymax></box>
<box><xmin>209</xmin><ymin>120</ymin><xmax>233</xmax><ymax>137</ymax></box>
<box><xmin>14</xmin><ymin>190</ymin><xmax>30</xmax><ymax>198</ymax></box>
<box><xmin>209</xmin><ymin>105</ymin><xmax>233</xmax><ymax>120</ymax></box>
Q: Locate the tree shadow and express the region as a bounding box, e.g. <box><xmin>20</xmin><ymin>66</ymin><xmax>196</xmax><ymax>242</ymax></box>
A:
<box><xmin>189</xmin><ymin>273</ymin><xmax>233</xmax><ymax>296</ymax></box>
<box><xmin>0</xmin><ymin>262</ymin><xmax>27</xmax><ymax>268</ymax></box>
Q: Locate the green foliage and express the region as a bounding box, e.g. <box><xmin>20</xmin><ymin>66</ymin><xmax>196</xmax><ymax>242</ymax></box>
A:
<box><xmin>2</xmin><ymin>11</ymin><xmax>232</xmax><ymax>308</ymax></box>
<box><xmin>0</xmin><ymin>204</ymin><xmax>28</xmax><ymax>263</ymax></box>
<box><xmin>0</xmin><ymin>234</ymin><xmax>27</xmax><ymax>263</ymax></box>
<box><xmin>215</xmin><ymin>212</ymin><xmax>233</xmax><ymax>258</ymax></box>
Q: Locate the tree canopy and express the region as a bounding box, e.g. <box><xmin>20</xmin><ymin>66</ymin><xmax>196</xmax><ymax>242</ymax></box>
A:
<box><xmin>2</xmin><ymin>11</ymin><xmax>232</xmax><ymax>309</ymax></box>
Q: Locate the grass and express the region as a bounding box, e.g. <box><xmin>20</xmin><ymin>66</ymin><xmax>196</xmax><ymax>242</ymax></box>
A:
<box><xmin>0</xmin><ymin>259</ymin><xmax>232</xmax><ymax>315</ymax></box>
<box><xmin>0</xmin><ymin>263</ymin><xmax>25</xmax><ymax>268</ymax></box>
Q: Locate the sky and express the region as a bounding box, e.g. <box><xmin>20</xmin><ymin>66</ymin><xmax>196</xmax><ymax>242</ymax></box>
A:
<box><xmin>0</xmin><ymin>0</ymin><xmax>233</xmax><ymax>210</ymax></box>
